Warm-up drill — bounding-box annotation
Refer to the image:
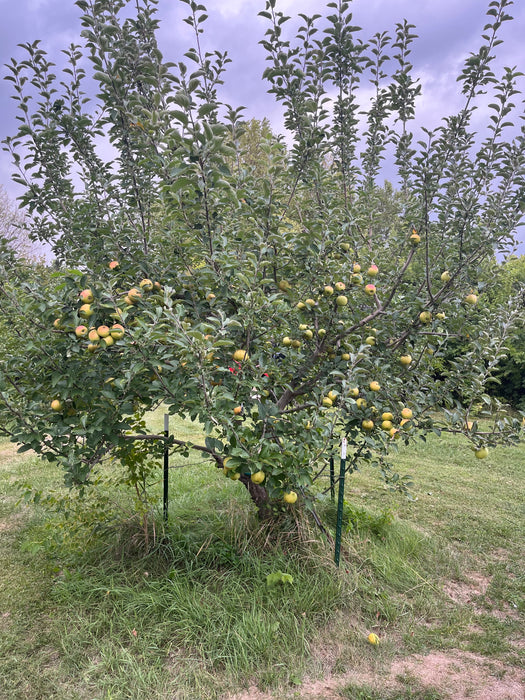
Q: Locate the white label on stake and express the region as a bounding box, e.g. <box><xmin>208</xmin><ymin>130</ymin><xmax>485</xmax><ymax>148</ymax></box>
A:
<box><xmin>341</xmin><ymin>437</ymin><xmax>347</xmax><ymax>459</ymax></box>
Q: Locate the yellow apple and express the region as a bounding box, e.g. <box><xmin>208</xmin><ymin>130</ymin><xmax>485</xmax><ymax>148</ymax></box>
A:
<box><xmin>362</xmin><ymin>419</ymin><xmax>374</xmax><ymax>431</ymax></box>
<box><xmin>110</xmin><ymin>324</ymin><xmax>125</xmax><ymax>340</ymax></box>
<box><xmin>140</xmin><ymin>278</ymin><xmax>154</xmax><ymax>291</ymax></box>
<box><xmin>233</xmin><ymin>349</ymin><xmax>249</xmax><ymax>362</ymax></box>
<box><xmin>474</xmin><ymin>446</ymin><xmax>488</xmax><ymax>459</ymax></box>
<box><xmin>440</xmin><ymin>270</ymin><xmax>451</xmax><ymax>282</ymax></box>
<box><xmin>79</xmin><ymin>304</ymin><xmax>93</xmax><ymax>319</ymax></box>
<box><xmin>400</xmin><ymin>354</ymin><xmax>412</xmax><ymax>366</ymax></box>
<box><xmin>50</xmin><ymin>399</ymin><xmax>63</xmax><ymax>412</ymax></box>
<box><xmin>341</xmin><ymin>352</ymin><xmax>350</xmax><ymax>361</ymax></box>
<box><xmin>88</xmin><ymin>328</ymin><xmax>100</xmax><ymax>342</ymax></box>
<box><xmin>369</xmin><ymin>381</ymin><xmax>380</xmax><ymax>392</ymax></box>
<box><xmin>356</xmin><ymin>398</ymin><xmax>367</xmax><ymax>409</ymax></box>
<box><xmin>283</xmin><ymin>336</ymin><xmax>292</xmax><ymax>346</ymax></box>
<box><xmin>348</xmin><ymin>387</ymin><xmax>359</xmax><ymax>397</ymax></box>
<box><xmin>401</xmin><ymin>407</ymin><xmax>413</xmax><ymax>420</ymax></box>
<box><xmin>283</xmin><ymin>491</ymin><xmax>298</xmax><ymax>504</ymax></box>
<box><xmin>382</xmin><ymin>412</ymin><xmax>394</xmax><ymax>421</ymax></box>
<box><xmin>97</xmin><ymin>325</ymin><xmax>110</xmax><ymax>338</ymax></box>
<box><xmin>465</xmin><ymin>293</ymin><xmax>478</xmax><ymax>305</ymax></box>
<box><xmin>323</xmin><ymin>285</ymin><xmax>334</xmax><ymax>295</ymax></box>
<box><xmin>419</xmin><ymin>311</ymin><xmax>432</xmax><ymax>324</ymax></box>
<box><xmin>322</xmin><ymin>397</ymin><xmax>333</xmax><ymax>408</ymax></box>
<box><xmin>250</xmin><ymin>471</ymin><xmax>265</xmax><ymax>484</ymax></box>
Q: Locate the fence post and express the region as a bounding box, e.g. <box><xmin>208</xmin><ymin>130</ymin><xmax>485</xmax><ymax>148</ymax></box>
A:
<box><xmin>334</xmin><ymin>437</ymin><xmax>347</xmax><ymax>567</ymax></box>
<box><xmin>330</xmin><ymin>455</ymin><xmax>335</xmax><ymax>503</ymax></box>
<box><xmin>163</xmin><ymin>413</ymin><xmax>169</xmax><ymax>523</ymax></box>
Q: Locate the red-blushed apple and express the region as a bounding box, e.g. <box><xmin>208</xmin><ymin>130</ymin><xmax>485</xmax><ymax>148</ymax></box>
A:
<box><xmin>233</xmin><ymin>406</ymin><xmax>242</xmax><ymax>415</ymax></box>
<box><xmin>97</xmin><ymin>325</ymin><xmax>110</xmax><ymax>338</ymax></box>
<box><xmin>79</xmin><ymin>289</ymin><xmax>94</xmax><ymax>303</ymax></box>
<box><xmin>334</xmin><ymin>281</ymin><xmax>346</xmax><ymax>292</ymax></box>
<box><xmin>324</xmin><ymin>285</ymin><xmax>334</xmax><ymax>295</ymax></box>
<box><xmin>367</xmin><ymin>264</ymin><xmax>379</xmax><ymax>276</ymax></box>
<box><xmin>401</xmin><ymin>407</ymin><xmax>413</xmax><ymax>420</ymax></box>
<box><xmin>109</xmin><ymin>260</ymin><xmax>119</xmax><ymax>270</ymax></box>
<box><xmin>75</xmin><ymin>325</ymin><xmax>88</xmax><ymax>338</ymax></box>
<box><xmin>364</xmin><ymin>284</ymin><xmax>376</xmax><ymax>296</ymax></box>
<box><xmin>127</xmin><ymin>288</ymin><xmax>142</xmax><ymax>303</ymax></box>
<box><xmin>88</xmin><ymin>328</ymin><xmax>100</xmax><ymax>342</ymax></box>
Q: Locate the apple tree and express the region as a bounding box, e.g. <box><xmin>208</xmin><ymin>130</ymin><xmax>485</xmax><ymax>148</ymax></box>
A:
<box><xmin>1</xmin><ymin>0</ymin><xmax>524</xmax><ymax>522</ymax></box>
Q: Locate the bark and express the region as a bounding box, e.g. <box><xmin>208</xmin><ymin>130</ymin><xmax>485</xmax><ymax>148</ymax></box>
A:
<box><xmin>239</xmin><ymin>474</ymin><xmax>271</xmax><ymax>519</ymax></box>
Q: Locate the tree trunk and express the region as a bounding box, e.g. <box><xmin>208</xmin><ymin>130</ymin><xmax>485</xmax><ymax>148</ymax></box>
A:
<box><xmin>239</xmin><ymin>474</ymin><xmax>271</xmax><ymax>519</ymax></box>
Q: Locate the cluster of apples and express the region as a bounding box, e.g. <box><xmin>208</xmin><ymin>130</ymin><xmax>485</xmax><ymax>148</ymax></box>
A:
<box><xmin>67</xmin><ymin>288</ymin><xmax>125</xmax><ymax>352</ymax></box>
<box><xmin>321</xmin><ymin>382</ymin><xmax>414</xmax><ymax>439</ymax></box>
<box><xmin>279</xmin><ymin>261</ymin><xmax>379</xmax><ymax>313</ymax></box>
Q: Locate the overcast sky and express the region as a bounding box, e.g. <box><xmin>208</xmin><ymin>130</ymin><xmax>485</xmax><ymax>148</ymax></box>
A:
<box><xmin>1</xmin><ymin>0</ymin><xmax>524</xmax><ymax>254</ymax></box>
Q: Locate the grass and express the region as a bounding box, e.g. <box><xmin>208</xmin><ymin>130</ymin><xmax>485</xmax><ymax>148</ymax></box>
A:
<box><xmin>0</xmin><ymin>413</ymin><xmax>523</xmax><ymax>699</ymax></box>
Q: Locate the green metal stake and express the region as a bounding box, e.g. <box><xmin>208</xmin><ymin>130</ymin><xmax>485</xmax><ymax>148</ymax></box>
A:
<box><xmin>163</xmin><ymin>413</ymin><xmax>169</xmax><ymax>523</ymax></box>
<box><xmin>330</xmin><ymin>455</ymin><xmax>335</xmax><ymax>503</ymax></box>
<box><xmin>334</xmin><ymin>437</ymin><xmax>347</xmax><ymax>567</ymax></box>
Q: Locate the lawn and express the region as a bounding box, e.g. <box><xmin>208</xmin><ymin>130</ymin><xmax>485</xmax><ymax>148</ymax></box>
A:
<box><xmin>0</xmin><ymin>413</ymin><xmax>523</xmax><ymax>699</ymax></box>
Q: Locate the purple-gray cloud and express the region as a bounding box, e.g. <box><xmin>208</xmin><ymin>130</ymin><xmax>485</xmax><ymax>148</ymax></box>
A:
<box><xmin>1</xmin><ymin>0</ymin><xmax>524</xmax><ymax>253</ymax></box>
